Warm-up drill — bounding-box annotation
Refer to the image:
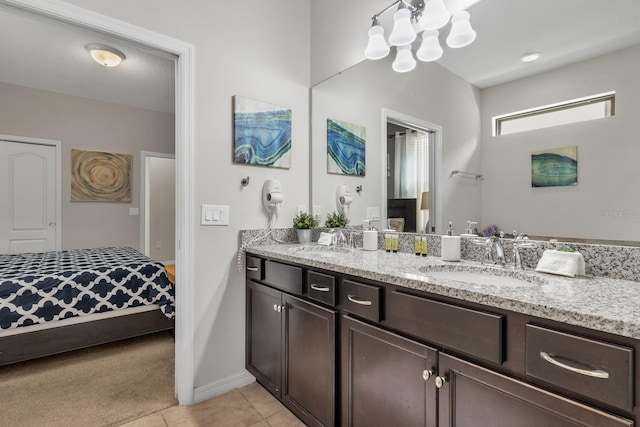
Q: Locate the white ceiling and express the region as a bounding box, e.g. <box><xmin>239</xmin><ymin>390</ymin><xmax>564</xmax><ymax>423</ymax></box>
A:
<box><xmin>438</xmin><ymin>0</ymin><xmax>640</xmax><ymax>88</ymax></box>
<box><xmin>1</xmin><ymin>1</ymin><xmax>639</xmax><ymax>114</ymax></box>
<box><xmin>0</xmin><ymin>6</ymin><xmax>175</xmax><ymax>114</ymax></box>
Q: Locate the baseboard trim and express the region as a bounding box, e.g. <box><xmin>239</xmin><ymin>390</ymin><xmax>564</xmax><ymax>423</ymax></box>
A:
<box><xmin>193</xmin><ymin>370</ymin><xmax>256</xmax><ymax>404</ymax></box>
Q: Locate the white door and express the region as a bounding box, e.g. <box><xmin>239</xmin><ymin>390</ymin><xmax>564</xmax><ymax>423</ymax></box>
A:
<box><xmin>0</xmin><ymin>140</ymin><xmax>58</xmax><ymax>254</ymax></box>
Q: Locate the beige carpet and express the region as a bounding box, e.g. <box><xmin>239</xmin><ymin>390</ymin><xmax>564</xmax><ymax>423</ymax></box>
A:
<box><xmin>0</xmin><ymin>331</ymin><xmax>177</xmax><ymax>427</ymax></box>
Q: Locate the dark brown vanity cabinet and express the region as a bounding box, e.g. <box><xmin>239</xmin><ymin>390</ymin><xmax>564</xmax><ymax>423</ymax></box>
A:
<box><xmin>341</xmin><ymin>315</ymin><xmax>438</xmax><ymax>427</ymax></box>
<box><xmin>437</xmin><ymin>353</ymin><xmax>633</xmax><ymax>427</ymax></box>
<box><xmin>246</xmin><ymin>255</ymin><xmax>637</xmax><ymax>427</ymax></box>
<box><xmin>246</xmin><ymin>260</ymin><xmax>336</xmax><ymax>427</ymax></box>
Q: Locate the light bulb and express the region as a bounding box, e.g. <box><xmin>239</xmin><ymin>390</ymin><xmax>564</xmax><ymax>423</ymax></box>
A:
<box><xmin>417</xmin><ymin>30</ymin><xmax>443</xmax><ymax>62</ymax></box>
<box><xmin>446</xmin><ymin>11</ymin><xmax>476</xmax><ymax>48</ymax></box>
<box><xmin>364</xmin><ymin>21</ymin><xmax>390</xmax><ymax>60</ymax></box>
<box><xmin>392</xmin><ymin>45</ymin><xmax>417</xmax><ymax>73</ymax></box>
<box><xmin>389</xmin><ymin>7</ymin><xmax>417</xmax><ymax>46</ymax></box>
<box><xmin>419</xmin><ymin>0</ymin><xmax>452</xmax><ymax>30</ymax></box>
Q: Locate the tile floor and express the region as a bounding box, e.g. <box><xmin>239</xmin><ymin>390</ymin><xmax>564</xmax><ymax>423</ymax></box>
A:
<box><xmin>120</xmin><ymin>381</ymin><xmax>305</xmax><ymax>427</ymax></box>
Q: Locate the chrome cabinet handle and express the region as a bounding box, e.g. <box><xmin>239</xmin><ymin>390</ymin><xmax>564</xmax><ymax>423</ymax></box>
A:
<box><xmin>246</xmin><ymin>266</ymin><xmax>259</xmax><ymax>272</ymax></box>
<box><xmin>347</xmin><ymin>295</ymin><xmax>372</xmax><ymax>306</ymax></box>
<box><xmin>435</xmin><ymin>376</ymin><xmax>447</xmax><ymax>389</ymax></box>
<box><xmin>310</xmin><ymin>284</ymin><xmax>330</xmax><ymax>292</ymax></box>
<box><xmin>540</xmin><ymin>352</ymin><xmax>610</xmax><ymax>379</ymax></box>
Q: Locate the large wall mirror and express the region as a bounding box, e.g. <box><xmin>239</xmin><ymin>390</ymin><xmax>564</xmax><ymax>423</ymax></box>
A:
<box><xmin>310</xmin><ymin>0</ymin><xmax>640</xmax><ymax>243</ymax></box>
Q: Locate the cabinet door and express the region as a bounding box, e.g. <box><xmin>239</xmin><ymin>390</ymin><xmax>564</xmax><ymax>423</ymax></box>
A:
<box><xmin>438</xmin><ymin>353</ymin><xmax>633</xmax><ymax>427</ymax></box>
<box><xmin>246</xmin><ymin>281</ymin><xmax>282</xmax><ymax>397</ymax></box>
<box><xmin>283</xmin><ymin>294</ymin><xmax>336</xmax><ymax>427</ymax></box>
<box><xmin>341</xmin><ymin>315</ymin><xmax>438</xmax><ymax>427</ymax></box>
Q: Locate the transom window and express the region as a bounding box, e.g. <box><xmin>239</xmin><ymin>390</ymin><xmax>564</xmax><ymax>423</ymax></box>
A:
<box><xmin>493</xmin><ymin>92</ymin><xmax>615</xmax><ymax>136</ymax></box>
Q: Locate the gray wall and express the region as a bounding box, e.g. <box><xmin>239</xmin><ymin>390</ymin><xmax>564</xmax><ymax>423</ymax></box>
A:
<box><xmin>0</xmin><ymin>82</ymin><xmax>175</xmax><ymax>251</ymax></box>
<box><xmin>481</xmin><ymin>44</ymin><xmax>640</xmax><ymax>241</ymax></box>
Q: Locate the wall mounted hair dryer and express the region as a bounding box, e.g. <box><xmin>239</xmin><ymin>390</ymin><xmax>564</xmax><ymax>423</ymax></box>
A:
<box><xmin>263</xmin><ymin>179</ymin><xmax>284</xmax><ymax>225</ymax></box>
<box><xmin>336</xmin><ymin>184</ymin><xmax>353</xmax><ymax>216</ymax></box>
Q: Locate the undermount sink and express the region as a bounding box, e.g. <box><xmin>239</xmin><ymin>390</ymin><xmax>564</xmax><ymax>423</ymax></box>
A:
<box><xmin>417</xmin><ymin>264</ymin><xmax>545</xmax><ymax>287</ymax></box>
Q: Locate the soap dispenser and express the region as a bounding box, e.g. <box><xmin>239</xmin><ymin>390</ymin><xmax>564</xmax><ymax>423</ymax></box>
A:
<box><xmin>362</xmin><ymin>220</ymin><xmax>378</xmax><ymax>251</ymax></box>
<box><xmin>441</xmin><ymin>221</ymin><xmax>461</xmax><ymax>261</ymax></box>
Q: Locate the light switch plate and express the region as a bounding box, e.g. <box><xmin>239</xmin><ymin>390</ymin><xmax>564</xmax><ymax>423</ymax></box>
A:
<box><xmin>201</xmin><ymin>204</ymin><xmax>230</xmax><ymax>226</ymax></box>
<box><xmin>366</xmin><ymin>207</ymin><xmax>380</xmax><ymax>221</ymax></box>
<box><xmin>129</xmin><ymin>207</ymin><xmax>139</xmax><ymax>216</ymax></box>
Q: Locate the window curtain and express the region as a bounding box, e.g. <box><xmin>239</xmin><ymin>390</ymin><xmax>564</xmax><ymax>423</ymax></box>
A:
<box><xmin>393</xmin><ymin>130</ymin><xmax>429</xmax><ymax>231</ymax></box>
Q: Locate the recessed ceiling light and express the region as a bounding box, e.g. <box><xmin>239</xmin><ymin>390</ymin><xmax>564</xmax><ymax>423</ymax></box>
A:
<box><xmin>86</xmin><ymin>44</ymin><xmax>125</xmax><ymax>67</ymax></box>
<box><xmin>521</xmin><ymin>52</ymin><xmax>542</xmax><ymax>63</ymax></box>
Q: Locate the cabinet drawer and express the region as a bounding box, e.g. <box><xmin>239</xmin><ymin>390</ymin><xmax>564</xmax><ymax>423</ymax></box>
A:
<box><xmin>340</xmin><ymin>280</ymin><xmax>381</xmax><ymax>322</ymax></box>
<box><xmin>525</xmin><ymin>324</ymin><xmax>633</xmax><ymax>411</ymax></box>
<box><xmin>264</xmin><ymin>260</ymin><xmax>303</xmax><ymax>295</ymax></box>
<box><xmin>307</xmin><ymin>270</ymin><xmax>336</xmax><ymax>306</ymax></box>
<box><xmin>388</xmin><ymin>291</ymin><xmax>504</xmax><ymax>364</ymax></box>
<box><xmin>245</xmin><ymin>255</ymin><xmax>263</xmax><ymax>281</ymax></box>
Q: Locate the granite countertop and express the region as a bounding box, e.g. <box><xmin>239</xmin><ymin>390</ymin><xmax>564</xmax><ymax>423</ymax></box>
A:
<box><xmin>246</xmin><ymin>243</ymin><xmax>640</xmax><ymax>340</ymax></box>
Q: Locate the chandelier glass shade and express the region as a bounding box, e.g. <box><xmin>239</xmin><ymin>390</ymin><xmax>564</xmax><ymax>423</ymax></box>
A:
<box><xmin>365</xmin><ymin>0</ymin><xmax>477</xmax><ymax>72</ymax></box>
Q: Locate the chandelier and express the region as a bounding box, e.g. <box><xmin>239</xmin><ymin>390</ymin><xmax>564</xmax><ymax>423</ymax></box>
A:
<box><xmin>365</xmin><ymin>0</ymin><xmax>477</xmax><ymax>73</ymax></box>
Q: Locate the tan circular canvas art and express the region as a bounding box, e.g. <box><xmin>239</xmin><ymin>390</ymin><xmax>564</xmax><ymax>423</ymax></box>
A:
<box><xmin>71</xmin><ymin>149</ymin><xmax>132</xmax><ymax>202</ymax></box>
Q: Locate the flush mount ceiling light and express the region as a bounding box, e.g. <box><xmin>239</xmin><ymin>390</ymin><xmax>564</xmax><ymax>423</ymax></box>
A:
<box><xmin>86</xmin><ymin>44</ymin><xmax>126</xmax><ymax>67</ymax></box>
<box><xmin>521</xmin><ymin>52</ymin><xmax>542</xmax><ymax>63</ymax></box>
<box><xmin>365</xmin><ymin>0</ymin><xmax>477</xmax><ymax>73</ymax></box>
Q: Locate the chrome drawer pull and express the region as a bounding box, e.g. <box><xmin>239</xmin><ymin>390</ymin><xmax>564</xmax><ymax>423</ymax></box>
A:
<box><xmin>310</xmin><ymin>284</ymin><xmax>331</xmax><ymax>292</ymax></box>
<box><xmin>540</xmin><ymin>352</ymin><xmax>610</xmax><ymax>379</ymax></box>
<box><xmin>246</xmin><ymin>266</ymin><xmax>259</xmax><ymax>272</ymax></box>
<box><xmin>347</xmin><ymin>295</ymin><xmax>372</xmax><ymax>306</ymax></box>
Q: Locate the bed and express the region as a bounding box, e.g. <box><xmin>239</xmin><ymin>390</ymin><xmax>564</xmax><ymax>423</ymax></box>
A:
<box><xmin>0</xmin><ymin>246</ymin><xmax>175</xmax><ymax>366</ymax></box>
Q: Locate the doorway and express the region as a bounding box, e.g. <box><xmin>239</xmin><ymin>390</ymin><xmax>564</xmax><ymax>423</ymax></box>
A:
<box><xmin>2</xmin><ymin>0</ymin><xmax>195</xmax><ymax>404</ymax></box>
<box><xmin>382</xmin><ymin>109</ymin><xmax>442</xmax><ymax>235</ymax></box>
<box><xmin>141</xmin><ymin>151</ymin><xmax>176</xmax><ymax>262</ymax></box>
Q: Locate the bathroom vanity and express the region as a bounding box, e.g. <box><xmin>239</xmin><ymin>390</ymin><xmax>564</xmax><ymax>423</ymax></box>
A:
<box><xmin>245</xmin><ymin>243</ymin><xmax>640</xmax><ymax>427</ymax></box>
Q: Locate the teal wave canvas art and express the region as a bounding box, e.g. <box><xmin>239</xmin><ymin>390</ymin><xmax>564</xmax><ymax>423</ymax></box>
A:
<box><xmin>531</xmin><ymin>145</ymin><xmax>577</xmax><ymax>187</ymax></box>
<box><xmin>327</xmin><ymin>119</ymin><xmax>366</xmax><ymax>176</ymax></box>
<box><xmin>233</xmin><ymin>96</ymin><xmax>292</xmax><ymax>169</ymax></box>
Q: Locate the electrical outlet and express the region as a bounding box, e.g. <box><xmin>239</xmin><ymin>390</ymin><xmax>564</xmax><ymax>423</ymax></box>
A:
<box><xmin>366</xmin><ymin>207</ymin><xmax>380</xmax><ymax>221</ymax></box>
<box><xmin>312</xmin><ymin>205</ymin><xmax>322</xmax><ymax>222</ymax></box>
<box><xmin>155</xmin><ymin>241</ymin><xmax>162</xmax><ymax>249</ymax></box>
<box><xmin>297</xmin><ymin>205</ymin><xmax>308</xmax><ymax>215</ymax></box>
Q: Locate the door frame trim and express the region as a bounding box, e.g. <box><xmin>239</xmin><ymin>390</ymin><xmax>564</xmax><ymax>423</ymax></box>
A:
<box><xmin>0</xmin><ymin>133</ymin><xmax>62</xmax><ymax>251</ymax></box>
<box><xmin>0</xmin><ymin>0</ymin><xmax>196</xmax><ymax>404</ymax></box>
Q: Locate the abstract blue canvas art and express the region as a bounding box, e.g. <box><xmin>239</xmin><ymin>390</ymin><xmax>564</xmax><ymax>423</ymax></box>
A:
<box><xmin>531</xmin><ymin>145</ymin><xmax>577</xmax><ymax>187</ymax></box>
<box><xmin>327</xmin><ymin>119</ymin><xmax>366</xmax><ymax>176</ymax></box>
<box><xmin>233</xmin><ymin>96</ymin><xmax>292</xmax><ymax>168</ymax></box>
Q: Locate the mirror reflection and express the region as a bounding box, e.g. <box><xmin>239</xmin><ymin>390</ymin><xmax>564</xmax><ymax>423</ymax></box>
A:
<box><xmin>311</xmin><ymin>1</ymin><xmax>640</xmax><ymax>242</ymax></box>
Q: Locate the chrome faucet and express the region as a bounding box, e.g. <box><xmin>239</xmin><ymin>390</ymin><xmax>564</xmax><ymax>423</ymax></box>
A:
<box><xmin>512</xmin><ymin>233</ymin><xmax>537</xmax><ymax>269</ymax></box>
<box><xmin>483</xmin><ymin>236</ymin><xmax>507</xmax><ymax>266</ymax></box>
<box><xmin>330</xmin><ymin>229</ymin><xmax>347</xmax><ymax>247</ymax></box>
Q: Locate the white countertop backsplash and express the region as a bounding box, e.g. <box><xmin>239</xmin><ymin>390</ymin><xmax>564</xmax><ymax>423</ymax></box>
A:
<box><xmin>241</xmin><ymin>229</ymin><xmax>640</xmax><ymax>340</ymax></box>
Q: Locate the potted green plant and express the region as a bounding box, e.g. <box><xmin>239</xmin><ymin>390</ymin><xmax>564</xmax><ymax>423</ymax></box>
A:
<box><xmin>325</xmin><ymin>211</ymin><xmax>350</xmax><ymax>228</ymax></box>
<box><xmin>292</xmin><ymin>211</ymin><xmax>318</xmax><ymax>244</ymax></box>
